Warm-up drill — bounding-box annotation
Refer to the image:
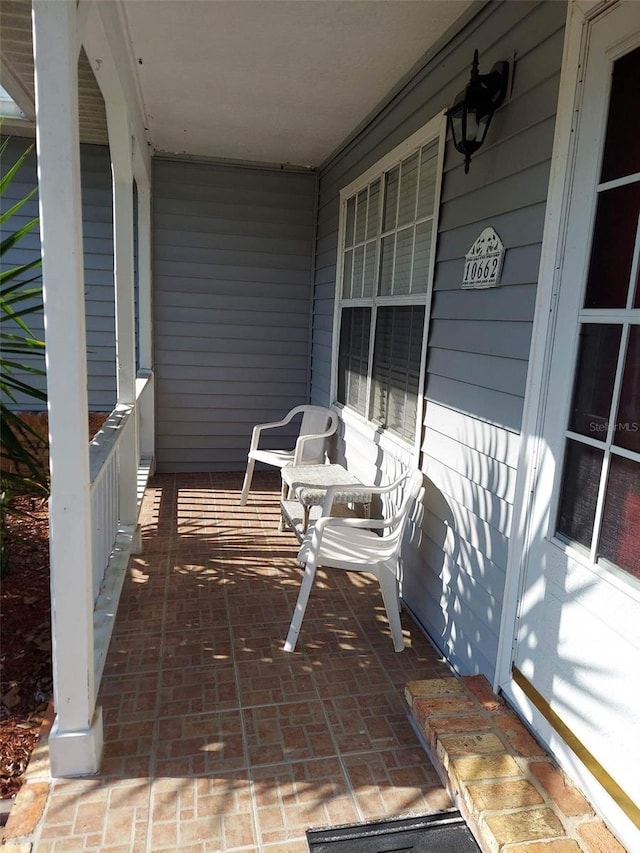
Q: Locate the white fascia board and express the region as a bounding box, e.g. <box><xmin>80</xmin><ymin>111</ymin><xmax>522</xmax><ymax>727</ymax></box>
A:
<box><xmin>81</xmin><ymin>0</ymin><xmax>151</xmax><ymax>183</ymax></box>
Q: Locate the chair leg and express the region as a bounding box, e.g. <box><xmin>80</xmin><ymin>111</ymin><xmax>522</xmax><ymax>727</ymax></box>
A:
<box><xmin>239</xmin><ymin>457</ymin><xmax>255</xmax><ymax>505</ymax></box>
<box><xmin>283</xmin><ymin>556</ymin><xmax>317</xmax><ymax>652</ymax></box>
<box><xmin>376</xmin><ymin>564</ymin><xmax>405</xmax><ymax>652</ymax></box>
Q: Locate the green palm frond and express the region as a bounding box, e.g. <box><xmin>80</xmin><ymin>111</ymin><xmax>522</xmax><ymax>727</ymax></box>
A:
<box><xmin>0</xmin><ymin>138</ymin><xmax>49</xmax><ymax>502</ymax></box>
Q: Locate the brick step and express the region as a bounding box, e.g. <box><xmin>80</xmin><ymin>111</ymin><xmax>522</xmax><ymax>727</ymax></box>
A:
<box><xmin>404</xmin><ymin>675</ymin><xmax>627</xmax><ymax>853</ymax></box>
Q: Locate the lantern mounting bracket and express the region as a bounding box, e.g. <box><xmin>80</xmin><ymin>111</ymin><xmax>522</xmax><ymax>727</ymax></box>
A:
<box><xmin>446</xmin><ymin>50</ymin><xmax>510</xmax><ymax>173</ymax></box>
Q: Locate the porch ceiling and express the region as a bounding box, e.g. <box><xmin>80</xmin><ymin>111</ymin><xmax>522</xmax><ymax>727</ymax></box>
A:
<box><xmin>119</xmin><ymin>0</ymin><xmax>475</xmax><ymax>167</ymax></box>
<box><xmin>1</xmin><ymin>0</ymin><xmax>474</xmax><ymax>168</ymax></box>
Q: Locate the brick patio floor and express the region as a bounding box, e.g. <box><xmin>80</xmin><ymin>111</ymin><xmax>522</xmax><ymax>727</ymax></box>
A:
<box><xmin>26</xmin><ymin>471</ymin><xmax>454</xmax><ymax>852</ymax></box>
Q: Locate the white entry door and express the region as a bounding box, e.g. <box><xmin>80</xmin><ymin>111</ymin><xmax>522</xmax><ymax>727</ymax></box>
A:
<box><xmin>508</xmin><ymin>1</ymin><xmax>640</xmax><ymax>847</ymax></box>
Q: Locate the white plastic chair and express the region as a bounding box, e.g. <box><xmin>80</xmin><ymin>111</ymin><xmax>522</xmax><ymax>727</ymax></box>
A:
<box><xmin>283</xmin><ymin>468</ymin><xmax>423</xmax><ymax>653</ymax></box>
<box><xmin>239</xmin><ymin>405</ymin><xmax>338</xmax><ymax>505</ymax></box>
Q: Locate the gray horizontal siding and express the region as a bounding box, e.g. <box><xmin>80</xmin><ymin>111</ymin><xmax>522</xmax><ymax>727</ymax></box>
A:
<box><xmin>311</xmin><ymin>0</ymin><xmax>565</xmax><ymax>680</ymax></box>
<box><xmin>153</xmin><ymin>159</ymin><xmax>316</xmax><ymax>472</ymax></box>
<box><xmin>1</xmin><ymin>137</ymin><xmax>115</xmax><ymax>412</ymax></box>
<box><xmin>405</xmin><ymin>404</ymin><xmax>521</xmax><ymax>679</ymax></box>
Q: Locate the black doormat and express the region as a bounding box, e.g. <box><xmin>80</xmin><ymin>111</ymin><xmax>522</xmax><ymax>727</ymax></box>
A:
<box><xmin>306</xmin><ymin>809</ymin><xmax>482</xmax><ymax>852</ymax></box>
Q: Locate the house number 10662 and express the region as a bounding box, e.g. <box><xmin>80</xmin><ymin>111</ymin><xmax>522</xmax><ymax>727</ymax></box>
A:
<box><xmin>462</xmin><ymin>226</ymin><xmax>505</xmax><ymax>289</ymax></box>
<box><xmin>463</xmin><ymin>256</ymin><xmax>501</xmax><ymax>285</ymax></box>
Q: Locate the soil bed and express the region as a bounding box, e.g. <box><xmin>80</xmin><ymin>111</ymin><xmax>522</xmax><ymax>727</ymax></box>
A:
<box><xmin>0</xmin><ymin>497</ymin><xmax>51</xmax><ymax>800</ymax></box>
<box><xmin>0</xmin><ymin>411</ymin><xmax>107</xmax><ymax>802</ymax></box>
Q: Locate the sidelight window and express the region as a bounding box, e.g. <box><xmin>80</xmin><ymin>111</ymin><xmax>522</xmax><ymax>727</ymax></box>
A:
<box><xmin>556</xmin><ymin>46</ymin><xmax>640</xmax><ymax>579</ymax></box>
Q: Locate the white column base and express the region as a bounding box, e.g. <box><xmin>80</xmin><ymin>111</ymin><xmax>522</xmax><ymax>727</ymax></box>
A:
<box><xmin>49</xmin><ymin>706</ymin><xmax>104</xmax><ymax>777</ymax></box>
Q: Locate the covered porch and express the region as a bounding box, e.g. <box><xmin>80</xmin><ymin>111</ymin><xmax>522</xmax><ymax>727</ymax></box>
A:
<box><xmin>3</xmin><ymin>472</ymin><xmax>623</xmax><ymax>853</ymax></box>
<box><xmin>11</xmin><ymin>0</ymin><xmax>479</xmax><ymax>781</ymax></box>
<box><xmin>16</xmin><ymin>471</ymin><xmax>453</xmax><ymax>852</ymax></box>
<box><xmin>2</xmin><ymin>0</ymin><xmax>639</xmax><ymax>849</ymax></box>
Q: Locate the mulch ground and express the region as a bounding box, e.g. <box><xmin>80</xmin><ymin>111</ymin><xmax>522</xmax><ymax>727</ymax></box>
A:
<box><xmin>0</xmin><ymin>497</ymin><xmax>51</xmax><ymax>800</ymax></box>
<box><xmin>0</xmin><ymin>411</ymin><xmax>107</xmax><ymax>801</ymax></box>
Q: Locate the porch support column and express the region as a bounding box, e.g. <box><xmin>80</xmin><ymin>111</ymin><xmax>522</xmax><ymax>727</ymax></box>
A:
<box><xmin>133</xmin><ymin>142</ymin><xmax>156</xmax><ymax>463</ymax></box>
<box><xmin>83</xmin><ymin>0</ymin><xmax>155</xmax><ymax>505</ymax></box>
<box><xmin>134</xmin><ymin>142</ymin><xmax>153</xmax><ymax>375</ymax></box>
<box><xmin>32</xmin><ymin>0</ymin><xmax>102</xmax><ymax>775</ymax></box>
<box><xmin>107</xmin><ymin>101</ymin><xmax>138</xmax><ymax>527</ymax></box>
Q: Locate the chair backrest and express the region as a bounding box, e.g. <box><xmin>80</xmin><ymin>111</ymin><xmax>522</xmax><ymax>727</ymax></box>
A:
<box><xmin>296</xmin><ymin>406</ymin><xmax>338</xmax><ymax>464</ymax></box>
<box><xmin>380</xmin><ymin>468</ymin><xmax>424</xmax><ymax>552</ymax></box>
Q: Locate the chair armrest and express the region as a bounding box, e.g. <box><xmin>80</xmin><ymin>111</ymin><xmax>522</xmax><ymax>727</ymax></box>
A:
<box><xmin>249</xmin><ymin>411</ymin><xmax>297</xmax><ymax>452</ymax></box>
<box><xmin>319</xmin><ymin>480</ymin><xmax>376</xmax><ymax>516</ymax></box>
<box><xmin>316</xmin><ymin>515</ymin><xmax>387</xmax><ymax>532</ymax></box>
<box><xmin>320</xmin><ymin>470</ymin><xmax>413</xmax><ymax>514</ymax></box>
<box><xmin>300</xmin><ymin>514</ymin><xmax>388</xmax><ymax>563</ymax></box>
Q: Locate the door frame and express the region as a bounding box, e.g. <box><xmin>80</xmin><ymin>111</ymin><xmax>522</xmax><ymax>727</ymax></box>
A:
<box><xmin>495</xmin><ymin>1</ymin><xmax>640</xmax><ymax>849</ymax></box>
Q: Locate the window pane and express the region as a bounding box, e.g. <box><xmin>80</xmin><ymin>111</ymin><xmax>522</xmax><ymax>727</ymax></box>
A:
<box><xmin>417</xmin><ymin>140</ymin><xmax>438</xmax><ymax>220</ymax></box>
<box><xmin>342</xmin><ymin>250</ymin><xmax>353</xmax><ymax>298</ymax></box>
<box><xmin>379</xmin><ymin>234</ymin><xmax>395</xmax><ymax>296</ymax></box>
<box><xmin>569</xmin><ymin>324</ymin><xmax>622</xmax><ymax>437</ymax></box>
<box><xmin>397</xmin><ymin>152</ymin><xmax>419</xmax><ymax>227</ymax></box>
<box><xmin>345</xmin><ymin>196</ymin><xmax>355</xmax><ymax>247</ymax></box>
<box><xmin>599</xmin><ymin>455</ymin><xmax>640</xmax><ymax>579</ymax></box>
<box><xmin>600</xmin><ymin>46</ymin><xmax>640</xmax><ymax>183</ymax></box>
<box><xmin>352</xmin><ymin>245</ymin><xmax>365</xmax><ymax>299</ymax></box>
<box><xmin>338</xmin><ymin>308</ymin><xmax>371</xmax><ymax>416</ymax></box>
<box><xmin>371</xmin><ymin>306</ymin><xmax>425</xmax><ymax>440</ymax></box>
<box><xmin>337</xmin><ymin>132</ymin><xmax>440</xmax><ymax>442</ymax></box>
<box><xmin>412</xmin><ymin>220</ymin><xmax>432</xmax><ymax>294</ymax></box>
<box><xmin>557</xmin><ymin>440</ymin><xmax>604</xmax><ymax>548</ymax></box>
<box><xmin>584</xmin><ymin>182</ymin><xmax>640</xmax><ymax>309</ymax></box>
<box><xmin>393</xmin><ymin>227</ymin><xmax>413</xmax><ymax>296</ymax></box>
<box><xmin>355</xmin><ymin>190</ymin><xmax>367</xmax><ymax>244</ymax></box>
<box><xmin>367</xmin><ymin>179</ymin><xmax>381</xmax><ymax>240</ymax></box>
<box><xmin>363</xmin><ymin>241</ymin><xmax>377</xmax><ymax>298</ymax></box>
<box><xmin>383</xmin><ymin>166</ymin><xmax>399</xmax><ymax>232</ymax></box>
<box><xmin>614</xmin><ymin>325</ymin><xmax>640</xmax><ymax>453</ymax></box>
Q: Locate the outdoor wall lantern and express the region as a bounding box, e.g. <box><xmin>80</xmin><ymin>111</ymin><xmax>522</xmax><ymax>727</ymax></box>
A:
<box><xmin>447</xmin><ymin>50</ymin><xmax>510</xmax><ymax>173</ymax></box>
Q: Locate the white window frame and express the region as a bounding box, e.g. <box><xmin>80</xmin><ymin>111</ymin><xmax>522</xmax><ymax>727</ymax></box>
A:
<box><xmin>330</xmin><ymin>112</ymin><xmax>446</xmax><ymax>459</ymax></box>
<box><xmin>526</xmin><ymin>31</ymin><xmax>640</xmax><ymax>585</ymax></box>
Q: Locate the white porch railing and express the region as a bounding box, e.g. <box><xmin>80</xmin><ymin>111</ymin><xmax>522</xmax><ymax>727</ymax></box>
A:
<box><xmin>89</xmin><ymin>406</ymin><xmax>132</xmax><ymax>598</ymax></box>
<box><xmin>90</xmin><ymin>371</ymin><xmax>154</xmax><ymax>696</ymax></box>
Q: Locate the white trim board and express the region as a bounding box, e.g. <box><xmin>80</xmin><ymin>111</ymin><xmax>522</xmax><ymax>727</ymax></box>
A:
<box><xmin>496</xmin><ymin>2</ymin><xmax>640</xmax><ymax>849</ymax></box>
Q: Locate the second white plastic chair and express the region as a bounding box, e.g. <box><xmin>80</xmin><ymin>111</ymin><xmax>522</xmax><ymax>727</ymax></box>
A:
<box><xmin>283</xmin><ymin>468</ymin><xmax>424</xmax><ymax>653</ymax></box>
<box><xmin>239</xmin><ymin>405</ymin><xmax>338</xmax><ymax>505</ymax></box>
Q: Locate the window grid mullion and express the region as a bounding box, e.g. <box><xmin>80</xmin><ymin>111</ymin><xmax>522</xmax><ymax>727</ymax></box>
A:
<box><xmin>604</xmin><ymin>322</ymin><xmax>631</xmax><ymax>449</ymax></box>
<box><xmin>401</xmin><ymin>309</ymin><xmax>412</xmax><ymax>435</ymax></box>
<box><xmin>408</xmin><ymin>147</ymin><xmax>423</xmax><ymax>296</ymax></box>
<box><xmin>597</xmin><ymin>171</ymin><xmax>640</xmax><ymax>194</ymax></box>
<box><xmin>365</xmin><ymin>168</ymin><xmax>388</xmax><ymax>420</ymax></box>
<box><xmin>578</xmin><ymin>310</ymin><xmax>640</xmax><ymax>323</ymax></box>
<box><xmin>375</xmin><ymin>294</ymin><xmax>428</xmax><ymax>307</ymax></box>
<box><xmin>360</xmin><ymin>186</ymin><xmax>372</xmax><ymax>300</ymax></box>
<box><xmin>589</xmin><ymin>452</ymin><xmax>611</xmax><ymax>565</ymax></box>
<box><xmin>365</xmin><ymin>302</ymin><xmax>377</xmax><ymax>423</ymax></box>
<box><xmin>341</xmin><ymin>297</ymin><xmax>374</xmax><ymax>307</ymax></box>
<box><xmin>390</xmin><ymin>163</ymin><xmax>402</xmax><ymax>298</ymax></box>
<box><xmin>625</xmin><ymin>210</ymin><xmax>640</xmax><ymax>310</ymax></box>
<box><xmin>590</xmin><ymin>319</ymin><xmax>634</xmax><ymax>559</ymax></box>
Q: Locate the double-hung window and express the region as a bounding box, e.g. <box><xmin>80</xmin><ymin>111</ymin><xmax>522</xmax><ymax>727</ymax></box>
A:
<box><xmin>334</xmin><ymin>115</ymin><xmax>444</xmax><ymax>446</ymax></box>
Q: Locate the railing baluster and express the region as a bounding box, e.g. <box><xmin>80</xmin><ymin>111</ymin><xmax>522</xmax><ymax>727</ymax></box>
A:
<box><xmin>88</xmin><ymin>373</ymin><xmax>154</xmax><ymax>692</ymax></box>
